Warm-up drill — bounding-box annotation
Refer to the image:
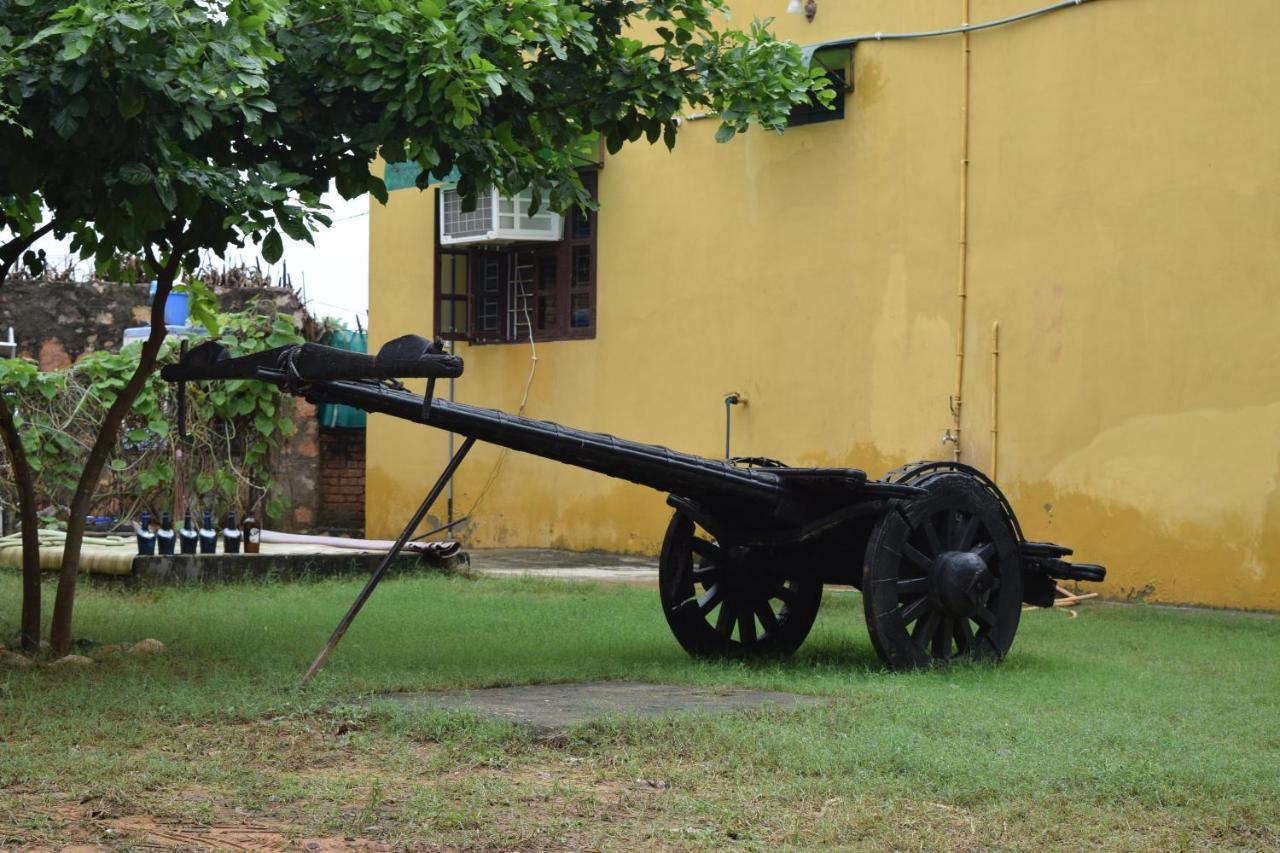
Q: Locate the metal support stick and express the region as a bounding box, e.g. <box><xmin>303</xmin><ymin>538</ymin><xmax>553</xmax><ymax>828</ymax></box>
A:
<box><xmin>410</xmin><ymin>515</ymin><xmax>470</xmax><ymax>542</ymax></box>
<box><xmin>301</xmin><ymin>436</ymin><xmax>477</xmax><ymax>685</ymax></box>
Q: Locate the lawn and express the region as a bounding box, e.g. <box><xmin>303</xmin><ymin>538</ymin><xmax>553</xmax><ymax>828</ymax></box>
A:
<box><xmin>1</xmin><ymin>572</ymin><xmax>1278</xmax><ymax>850</ymax></box>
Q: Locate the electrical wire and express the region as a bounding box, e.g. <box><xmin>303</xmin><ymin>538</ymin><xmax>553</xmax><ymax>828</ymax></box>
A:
<box><xmin>823</xmin><ymin>0</ymin><xmax>1093</xmax><ymax>48</ymax></box>
<box><xmin>683</xmin><ymin>0</ymin><xmax>1098</xmax><ymax>123</ymax></box>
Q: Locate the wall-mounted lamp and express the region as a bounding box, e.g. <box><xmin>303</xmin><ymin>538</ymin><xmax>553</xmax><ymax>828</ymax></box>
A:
<box><xmin>787</xmin><ymin>0</ymin><xmax>817</xmax><ymax>21</ymax></box>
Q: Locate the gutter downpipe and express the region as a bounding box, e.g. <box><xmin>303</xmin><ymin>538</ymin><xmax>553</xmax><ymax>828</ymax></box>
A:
<box><xmin>951</xmin><ymin>0</ymin><xmax>972</xmax><ymax>462</ymax></box>
<box><xmin>446</xmin><ymin>339</ymin><xmax>456</xmax><ymax>523</ymax></box>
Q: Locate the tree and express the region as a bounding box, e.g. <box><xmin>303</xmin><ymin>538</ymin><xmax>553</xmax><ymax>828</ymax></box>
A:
<box><xmin>0</xmin><ymin>0</ymin><xmax>827</xmax><ymax>655</ymax></box>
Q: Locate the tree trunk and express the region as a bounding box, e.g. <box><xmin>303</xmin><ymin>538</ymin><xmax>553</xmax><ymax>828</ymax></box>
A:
<box><xmin>0</xmin><ymin>393</ymin><xmax>42</xmax><ymax>652</ymax></box>
<box><xmin>0</xmin><ymin>225</ymin><xmax>56</xmax><ymax>652</ymax></box>
<box><xmin>48</xmin><ymin>260</ymin><xmax>182</xmax><ymax>655</ymax></box>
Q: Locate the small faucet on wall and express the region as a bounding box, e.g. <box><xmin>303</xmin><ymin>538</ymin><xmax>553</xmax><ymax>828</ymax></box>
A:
<box><xmin>724</xmin><ymin>392</ymin><xmax>746</xmax><ymax>459</ymax></box>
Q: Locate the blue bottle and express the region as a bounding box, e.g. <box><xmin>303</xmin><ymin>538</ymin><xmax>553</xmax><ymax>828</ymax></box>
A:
<box><xmin>156</xmin><ymin>511</ymin><xmax>176</xmax><ymax>555</ymax></box>
<box><xmin>179</xmin><ymin>511</ymin><xmax>199</xmax><ymax>555</ymax></box>
<box><xmin>198</xmin><ymin>510</ymin><xmax>218</xmax><ymax>554</ymax></box>
<box><xmin>136</xmin><ymin>510</ymin><xmax>156</xmax><ymax>555</ymax></box>
<box><xmin>222</xmin><ymin>510</ymin><xmax>242</xmax><ymax>554</ymax></box>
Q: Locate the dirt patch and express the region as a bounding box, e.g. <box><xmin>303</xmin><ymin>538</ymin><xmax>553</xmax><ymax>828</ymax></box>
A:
<box><xmin>378</xmin><ymin>680</ymin><xmax>825</xmax><ymax>736</ymax></box>
<box><xmin>11</xmin><ymin>799</ymin><xmax>401</xmax><ymax>851</ymax></box>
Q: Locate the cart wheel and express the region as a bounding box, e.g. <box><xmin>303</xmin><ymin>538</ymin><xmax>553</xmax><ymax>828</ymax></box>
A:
<box><xmin>863</xmin><ymin>472</ymin><xmax>1024</xmax><ymax>670</ymax></box>
<box><xmin>659</xmin><ymin>510</ymin><xmax>822</xmax><ymax>658</ymax></box>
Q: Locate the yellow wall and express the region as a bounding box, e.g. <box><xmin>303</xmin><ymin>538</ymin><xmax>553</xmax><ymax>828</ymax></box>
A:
<box><xmin>368</xmin><ymin>0</ymin><xmax>1280</xmax><ymax>611</ymax></box>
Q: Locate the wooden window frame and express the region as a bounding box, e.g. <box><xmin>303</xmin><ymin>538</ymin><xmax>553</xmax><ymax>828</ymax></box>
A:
<box><xmin>434</xmin><ymin>171</ymin><xmax>598</xmax><ymax>344</ymax></box>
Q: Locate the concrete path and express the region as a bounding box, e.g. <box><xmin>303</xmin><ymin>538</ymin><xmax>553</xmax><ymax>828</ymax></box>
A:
<box><xmin>467</xmin><ymin>548</ymin><xmax>658</xmax><ymax>583</ymax></box>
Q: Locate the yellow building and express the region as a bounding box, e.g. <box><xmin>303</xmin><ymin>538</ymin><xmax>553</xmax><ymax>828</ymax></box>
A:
<box><xmin>367</xmin><ymin>0</ymin><xmax>1280</xmax><ymax>612</ymax></box>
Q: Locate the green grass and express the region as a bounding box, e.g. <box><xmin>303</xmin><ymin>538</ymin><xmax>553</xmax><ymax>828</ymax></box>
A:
<box><xmin>1</xmin><ymin>572</ymin><xmax>1278</xmax><ymax>849</ymax></box>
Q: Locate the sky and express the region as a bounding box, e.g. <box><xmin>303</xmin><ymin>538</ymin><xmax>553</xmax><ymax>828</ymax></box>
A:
<box><xmin>29</xmin><ymin>185</ymin><xmax>372</xmax><ymax>330</ymax></box>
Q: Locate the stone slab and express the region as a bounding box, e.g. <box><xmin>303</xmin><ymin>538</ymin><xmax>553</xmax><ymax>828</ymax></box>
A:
<box><xmin>120</xmin><ymin>550</ymin><xmax>469</xmax><ymax>585</ymax></box>
<box><xmin>468</xmin><ymin>548</ymin><xmax>658</xmax><ymax>583</ymax></box>
<box><xmin>378</xmin><ymin>681</ymin><xmax>824</xmax><ymax>736</ymax></box>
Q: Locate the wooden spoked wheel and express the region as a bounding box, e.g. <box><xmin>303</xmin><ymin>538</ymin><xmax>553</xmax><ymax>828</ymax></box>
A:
<box><xmin>659</xmin><ymin>510</ymin><xmax>822</xmax><ymax>658</ymax></box>
<box><xmin>863</xmin><ymin>473</ymin><xmax>1024</xmax><ymax>670</ymax></box>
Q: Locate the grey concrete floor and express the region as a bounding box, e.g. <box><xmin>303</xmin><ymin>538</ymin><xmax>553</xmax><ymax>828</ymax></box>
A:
<box><xmin>380</xmin><ymin>681</ymin><xmax>823</xmax><ymax>737</ymax></box>
<box><xmin>467</xmin><ymin>548</ymin><xmax>658</xmax><ymax>583</ymax></box>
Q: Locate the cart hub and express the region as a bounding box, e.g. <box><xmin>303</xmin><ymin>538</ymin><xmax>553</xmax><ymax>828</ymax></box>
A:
<box><xmin>931</xmin><ymin>550</ymin><xmax>995</xmax><ymax>619</ymax></box>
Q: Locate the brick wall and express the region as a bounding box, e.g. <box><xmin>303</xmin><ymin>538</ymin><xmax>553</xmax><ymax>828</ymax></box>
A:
<box><xmin>273</xmin><ymin>398</ymin><xmax>319</xmax><ymax>531</ymax></box>
<box><xmin>318</xmin><ymin>427</ymin><xmax>366</xmax><ymax>534</ymax></box>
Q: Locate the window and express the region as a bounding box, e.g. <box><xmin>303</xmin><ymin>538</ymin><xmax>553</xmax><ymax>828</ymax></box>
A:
<box><xmin>788</xmin><ymin>46</ymin><xmax>852</xmax><ymax>128</ymax></box>
<box><xmin>434</xmin><ymin>171</ymin><xmax>598</xmax><ymax>343</ymax></box>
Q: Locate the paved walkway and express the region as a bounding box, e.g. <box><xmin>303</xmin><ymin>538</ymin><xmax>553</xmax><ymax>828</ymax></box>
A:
<box><xmin>467</xmin><ymin>548</ymin><xmax>658</xmax><ymax>583</ymax></box>
<box><xmin>380</xmin><ymin>681</ymin><xmax>822</xmax><ymax>736</ymax></box>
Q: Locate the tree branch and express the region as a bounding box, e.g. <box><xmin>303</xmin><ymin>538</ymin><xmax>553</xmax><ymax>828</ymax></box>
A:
<box><xmin>0</xmin><ymin>220</ymin><xmax>57</xmax><ymax>286</ymax></box>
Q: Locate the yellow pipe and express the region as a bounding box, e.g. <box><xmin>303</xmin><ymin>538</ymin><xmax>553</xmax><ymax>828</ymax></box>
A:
<box><xmin>991</xmin><ymin>321</ymin><xmax>1000</xmax><ymax>482</ymax></box>
<box><xmin>951</xmin><ymin>0</ymin><xmax>972</xmax><ymax>462</ymax></box>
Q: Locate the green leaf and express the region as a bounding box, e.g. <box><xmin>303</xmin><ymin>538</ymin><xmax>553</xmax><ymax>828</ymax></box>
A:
<box><xmin>368</xmin><ymin>177</ymin><xmax>389</xmax><ymax>206</ymax></box>
<box><xmin>120</xmin><ymin>163</ymin><xmax>153</xmax><ymax>185</ymax></box>
<box><xmin>117</xmin><ymin>89</ymin><xmax>144</xmax><ymax>119</ymax></box>
<box><xmin>114</xmin><ymin>11</ymin><xmax>147</xmax><ymax>30</ymax></box>
<box><xmin>276</xmin><ymin>212</ymin><xmax>310</xmax><ymax>242</ymax></box>
<box><xmin>61</xmin><ymin>35</ymin><xmax>91</xmax><ymax>62</ymax></box>
<box><xmin>110</xmin><ymin>459</ymin><xmax>128</xmax><ymax>472</ymax></box>
<box><xmin>191</xmin><ymin>304</ymin><xmax>220</xmax><ymax>338</ymax></box>
<box><xmin>261</xmin><ymin>230</ymin><xmax>283</xmax><ymax>264</ymax></box>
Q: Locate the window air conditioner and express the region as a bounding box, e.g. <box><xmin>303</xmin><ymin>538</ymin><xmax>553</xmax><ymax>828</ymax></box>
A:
<box><xmin>439</xmin><ymin>187</ymin><xmax>564</xmax><ymax>246</ymax></box>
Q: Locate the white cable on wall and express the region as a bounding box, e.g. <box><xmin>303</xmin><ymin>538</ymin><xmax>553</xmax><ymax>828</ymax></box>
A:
<box><xmin>840</xmin><ymin>0</ymin><xmax>1091</xmax><ymax>45</ymax></box>
<box><xmin>463</xmin><ymin>279</ymin><xmax>538</xmax><ymax>520</ymax></box>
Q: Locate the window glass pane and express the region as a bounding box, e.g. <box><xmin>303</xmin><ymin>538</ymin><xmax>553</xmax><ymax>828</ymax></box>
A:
<box><xmin>441</xmin><ymin>255</ymin><xmax>469</xmax><ymax>296</ymax></box>
<box><xmin>482</xmin><ymin>256</ymin><xmax>501</xmax><ymax>292</ymax></box>
<box><xmin>537</xmin><ymin>255</ymin><xmax>557</xmax><ymax>290</ymax></box>
<box><xmin>570</xmin><ymin>292</ymin><xmax>591</xmax><ymax>328</ymax></box>
<box><xmin>508</xmin><ymin>254</ymin><xmax>534</xmax><ymax>338</ymax></box>
<box><xmin>443</xmin><ymin>298</ymin><xmax>466</xmax><ymax>334</ymax></box>
<box><xmin>478</xmin><ymin>297</ymin><xmax>498</xmax><ymax>331</ymax></box>
<box><xmin>572</xmin><ymin>246</ymin><xmax>591</xmax><ymax>289</ymax></box>
<box><xmin>536</xmin><ymin>294</ymin><xmax>558</xmax><ymax>330</ymax></box>
<box><xmin>452</xmin><ymin>255</ymin><xmax>468</xmax><ymax>294</ymax></box>
<box><xmin>571</xmin><ymin>205</ymin><xmax>592</xmax><ymax>239</ymax></box>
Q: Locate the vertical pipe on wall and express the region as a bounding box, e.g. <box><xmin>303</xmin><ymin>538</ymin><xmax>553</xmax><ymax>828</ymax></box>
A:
<box><xmin>446</xmin><ymin>339</ymin><xmax>456</xmax><ymax>523</ymax></box>
<box><xmin>951</xmin><ymin>0</ymin><xmax>972</xmax><ymax>462</ymax></box>
<box><xmin>991</xmin><ymin>321</ymin><xmax>1000</xmax><ymax>483</ymax></box>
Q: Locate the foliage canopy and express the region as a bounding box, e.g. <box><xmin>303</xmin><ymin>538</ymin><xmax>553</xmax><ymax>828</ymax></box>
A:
<box><xmin>1</xmin><ymin>0</ymin><xmax>826</xmax><ymax>270</ymax></box>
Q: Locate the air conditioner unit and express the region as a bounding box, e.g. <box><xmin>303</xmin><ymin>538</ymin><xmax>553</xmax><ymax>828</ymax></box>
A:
<box><xmin>439</xmin><ymin>187</ymin><xmax>564</xmax><ymax>246</ymax></box>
